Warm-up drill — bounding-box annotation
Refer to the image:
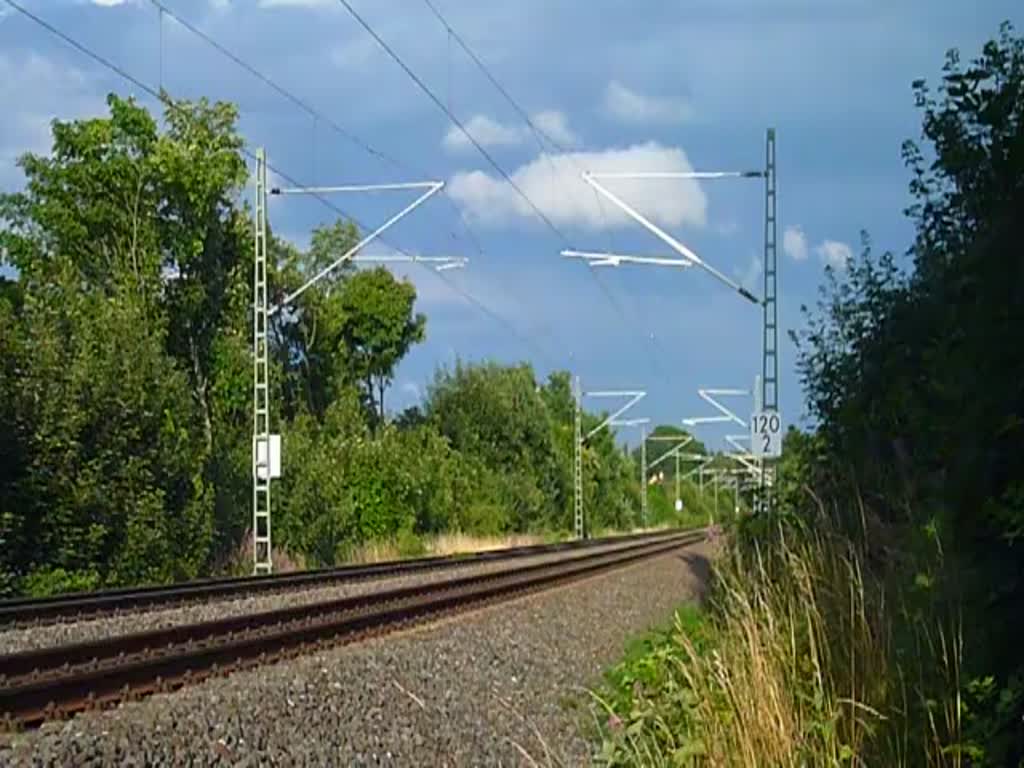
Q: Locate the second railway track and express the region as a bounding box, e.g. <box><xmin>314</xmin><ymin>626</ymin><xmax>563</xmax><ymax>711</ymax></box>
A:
<box><xmin>0</xmin><ymin>529</ymin><xmax>680</xmax><ymax>628</ymax></box>
<box><xmin>0</xmin><ymin>529</ymin><xmax>703</xmax><ymax>729</ymax></box>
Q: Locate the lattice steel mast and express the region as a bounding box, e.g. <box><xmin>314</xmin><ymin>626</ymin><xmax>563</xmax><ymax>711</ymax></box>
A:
<box><xmin>640</xmin><ymin>425</ymin><xmax>648</xmax><ymax>527</ymax></box>
<box><xmin>760</xmin><ymin>128</ymin><xmax>779</xmax><ymax>510</ymax></box>
<box><xmin>573</xmin><ymin>375</ymin><xmax>584</xmax><ymax>539</ymax></box>
<box><xmin>562</xmin><ymin>132</ymin><xmax>782</xmax><ymax>508</ymax></box>
<box><xmin>252</xmin><ymin>149</ymin><xmax>272</xmax><ymax>574</ymax></box>
<box><xmin>573</xmin><ymin>385</ymin><xmax>647</xmax><ymax>538</ymax></box>
<box><xmin>251</xmin><ymin>151</ymin><xmax>447</xmax><ymax>574</ymax></box>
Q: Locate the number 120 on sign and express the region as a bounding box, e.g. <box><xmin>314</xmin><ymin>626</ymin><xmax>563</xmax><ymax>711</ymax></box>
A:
<box><xmin>750</xmin><ymin>411</ymin><xmax>782</xmax><ymax>458</ymax></box>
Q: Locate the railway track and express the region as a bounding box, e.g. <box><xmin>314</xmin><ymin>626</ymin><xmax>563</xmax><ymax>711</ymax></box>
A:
<box><xmin>0</xmin><ymin>530</ymin><xmax>678</xmax><ymax>628</ymax></box>
<box><xmin>0</xmin><ymin>529</ymin><xmax>703</xmax><ymax>729</ymax></box>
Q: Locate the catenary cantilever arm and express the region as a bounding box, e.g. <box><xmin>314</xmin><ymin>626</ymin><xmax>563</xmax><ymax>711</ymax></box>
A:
<box><xmin>645</xmin><ymin>435</ymin><xmax>694</xmax><ymax>472</ymax></box>
<box><xmin>560</xmin><ymin>250</ymin><xmax>693</xmax><ymax>268</ymax></box>
<box><xmin>269</xmin><ymin>181</ymin><xmax>444</xmax><ymax>314</ymax></box>
<box><xmin>355</xmin><ymin>254</ymin><xmax>468</xmax><ymax>272</ymax></box>
<box><xmin>581</xmin><ymin>173</ymin><xmax>760</xmax><ymax>305</ymax></box>
<box><xmin>585</xmin><ymin>170</ymin><xmax>763</xmax><ymax>181</ymax></box>
<box><xmin>584</xmin><ymin>390</ymin><xmax>647</xmax><ymax>441</ymax></box>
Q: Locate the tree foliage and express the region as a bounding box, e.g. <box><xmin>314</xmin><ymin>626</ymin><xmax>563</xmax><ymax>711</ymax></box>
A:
<box><xmin>0</xmin><ymin>94</ymin><xmax>692</xmax><ymax>596</ymax></box>
<box><xmin>0</xmin><ymin>95</ymin><xmax>248</xmax><ymax>590</ymax></box>
<box><xmin>791</xmin><ymin>22</ymin><xmax>1024</xmax><ymax>763</ymax></box>
<box><xmin>337</xmin><ymin>267</ymin><xmax>425</xmax><ymax>428</ymax></box>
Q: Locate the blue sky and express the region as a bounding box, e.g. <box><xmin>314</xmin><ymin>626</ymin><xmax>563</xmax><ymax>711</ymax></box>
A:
<box><xmin>1</xmin><ymin>0</ymin><xmax>1019</xmax><ymax>450</ymax></box>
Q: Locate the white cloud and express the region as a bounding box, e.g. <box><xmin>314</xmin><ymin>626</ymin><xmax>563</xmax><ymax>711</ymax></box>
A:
<box><xmin>604</xmin><ymin>81</ymin><xmax>693</xmax><ymax>125</ymax></box>
<box><xmin>531</xmin><ymin>110</ymin><xmax>578</xmax><ymax>148</ymax></box>
<box><xmin>816</xmin><ymin>239</ymin><xmax>853</xmax><ymax>270</ymax></box>
<box><xmin>447</xmin><ymin>142</ymin><xmax>707</xmax><ymax>231</ymax></box>
<box><xmin>735</xmin><ymin>252</ymin><xmax>763</xmax><ymax>292</ymax></box>
<box><xmin>0</xmin><ymin>53</ymin><xmax>105</xmax><ymax>191</ymax></box>
<box><xmin>444</xmin><ymin>114</ymin><xmax>524</xmax><ymax>152</ymax></box>
<box><xmin>443</xmin><ymin>110</ymin><xmax>578</xmax><ymax>153</ymax></box>
<box><xmin>783</xmin><ymin>225</ymin><xmax>809</xmax><ymax>261</ymax></box>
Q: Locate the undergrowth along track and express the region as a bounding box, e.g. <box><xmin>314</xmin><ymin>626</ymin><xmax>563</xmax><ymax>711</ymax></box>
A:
<box><xmin>0</xmin><ymin>530</ymin><xmax>704</xmax><ymax>729</ymax></box>
<box><xmin>0</xmin><ymin>530</ymin><xmax>681</xmax><ymax>628</ymax></box>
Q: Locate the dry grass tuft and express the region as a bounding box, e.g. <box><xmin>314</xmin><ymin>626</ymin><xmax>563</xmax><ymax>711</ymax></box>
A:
<box><xmin>596</xmin><ymin>514</ymin><xmax>967</xmax><ymax>766</ymax></box>
<box><xmin>428</xmin><ymin>532</ymin><xmax>547</xmax><ymax>557</ymax></box>
<box><xmin>218</xmin><ymin>529</ymin><xmax>307</xmax><ymax>576</ymax></box>
<box><xmin>677</xmin><ymin>526</ymin><xmax>891</xmax><ymax>765</ymax></box>
<box><xmin>338</xmin><ymin>532</ymin><xmax>554</xmax><ymax>564</ymax></box>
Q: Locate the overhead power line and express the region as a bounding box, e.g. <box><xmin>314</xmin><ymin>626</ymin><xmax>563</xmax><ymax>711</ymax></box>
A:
<box><xmin>146</xmin><ymin>0</ymin><xmax>487</xmax><ymax>259</ymax></box>
<box><xmin>148</xmin><ymin>0</ymin><xmax>406</xmax><ymax>173</ymax></box>
<box><xmin>333</xmin><ymin>0</ymin><xmax>573</xmax><ymax>249</ymax></box>
<box><xmin>416</xmin><ymin>0</ymin><xmax>675</xmax><ymax>387</ymax></box>
<box><xmin>427</xmin><ymin>269</ymin><xmax>557</xmax><ymax>369</ymax></box>
<box><xmin>1</xmin><ymin>0</ymin><xmax>562</xmax><ymax>368</ymax></box>
<box><xmin>145</xmin><ymin>0</ymin><xmax>562</xmax><ymax>364</ymax></box>
<box><xmin>421</xmin><ymin>0</ymin><xmax>614</xmax><ymax>246</ymax></box>
<box><xmin>421</xmin><ymin>0</ymin><xmax>569</xmax><ymax>155</ymax></box>
<box><xmin>0</xmin><ymin>0</ymin><xmax>361</xmax><ymax>230</ymax></box>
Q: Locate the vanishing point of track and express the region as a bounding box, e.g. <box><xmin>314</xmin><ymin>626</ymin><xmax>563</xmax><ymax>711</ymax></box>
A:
<box><xmin>0</xmin><ymin>530</ymin><xmax>677</xmax><ymax>627</ymax></box>
<box><xmin>0</xmin><ymin>530</ymin><xmax>704</xmax><ymax>729</ymax></box>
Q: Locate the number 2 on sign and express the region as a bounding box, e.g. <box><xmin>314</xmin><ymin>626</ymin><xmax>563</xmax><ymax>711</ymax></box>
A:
<box><xmin>750</xmin><ymin>411</ymin><xmax>782</xmax><ymax>458</ymax></box>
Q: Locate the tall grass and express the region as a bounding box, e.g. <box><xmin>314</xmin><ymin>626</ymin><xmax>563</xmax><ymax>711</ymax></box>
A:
<box><xmin>595</xmin><ymin>510</ymin><xmax>969</xmax><ymax>766</ymax></box>
<box><xmin>220</xmin><ymin>524</ymin><xmax>694</xmax><ymax>577</ymax></box>
<box><xmin>218</xmin><ymin>530</ymin><xmax>563</xmax><ymax>574</ymax></box>
<box><xmin>218</xmin><ymin>529</ymin><xmax>308</xmax><ymax>576</ymax></box>
<box><xmin>340</xmin><ymin>531</ymin><xmax>551</xmax><ymax>563</ymax></box>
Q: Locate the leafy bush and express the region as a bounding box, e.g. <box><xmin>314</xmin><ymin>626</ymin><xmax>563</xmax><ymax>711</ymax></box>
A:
<box><xmin>0</xmin><ymin>91</ymin><xmax>717</xmax><ymax>597</ymax></box>
<box><xmin>20</xmin><ymin>566</ymin><xmax>102</xmax><ymax>598</ymax></box>
<box><xmin>595</xmin><ymin>513</ymin><xmax>974</xmax><ymax>766</ymax></box>
<box><xmin>786</xmin><ymin>21</ymin><xmax>1024</xmax><ymax>764</ymax></box>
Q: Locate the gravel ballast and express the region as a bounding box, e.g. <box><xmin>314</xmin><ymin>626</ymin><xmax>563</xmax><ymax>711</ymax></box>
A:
<box><xmin>0</xmin><ymin>541</ymin><xmax>712</xmax><ymax>767</ymax></box>
<box><xmin>0</xmin><ymin>536</ymin><xmax>668</xmax><ymax>655</ymax></box>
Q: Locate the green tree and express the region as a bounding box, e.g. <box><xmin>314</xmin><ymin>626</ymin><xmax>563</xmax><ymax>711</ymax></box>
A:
<box><xmin>0</xmin><ymin>277</ymin><xmax>27</xmax><ymax>596</ymax></box>
<box><xmin>0</xmin><ymin>94</ymin><xmax>251</xmax><ymax>590</ymax></box>
<box><xmin>274</xmin><ymin>387</ymin><xmax>474</xmax><ymax>564</ymax></box>
<box><xmin>337</xmin><ymin>267</ymin><xmax>426</xmax><ymax>428</ymax></box>
<box><xmin>631</xmin><ymin>424</ymin><xmax>706</xmax><ymax>483</ymax></box>
<box><xmin>794</xmin><ymin>22</ymin><xmax>1024</xmax><ymax>762</ymax></box>
<box><xmin>426</xmin><ymin>361</ymin><xmax>568</xmax><ymax>532</ymax></box>
<box><xmin>269</xmin><ymin>219</ymin><xmax>360</xmax><ymax>422</ymax></box>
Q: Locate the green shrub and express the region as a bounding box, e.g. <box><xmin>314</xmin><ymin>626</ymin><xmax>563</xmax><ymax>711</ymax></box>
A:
<box><xmin>21</xmin><ymin>566</ymin><xmax>102</xmax><ymax>598</ymax></box>
<box><xmin>395</xmin><ymin>528</ymin><xmax>427</xmax><ymax>558</ymax></box>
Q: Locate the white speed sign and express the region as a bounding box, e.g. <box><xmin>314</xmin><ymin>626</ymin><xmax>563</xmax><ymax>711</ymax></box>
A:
<box><xmin>750</xmin><ymin>410</ymin><xmax>782</xmax><ymax>458</ymax></box>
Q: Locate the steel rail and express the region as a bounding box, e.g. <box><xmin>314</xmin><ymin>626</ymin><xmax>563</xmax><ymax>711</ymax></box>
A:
<box><xmin>0</xmin><ymin>530</ymin><xmax>680</xmax><ymax>627</ymax></box>
<box><xmin>0</xmin><ymin>531</ymin><xmax>703</xmax><ymax>728</ymax></box>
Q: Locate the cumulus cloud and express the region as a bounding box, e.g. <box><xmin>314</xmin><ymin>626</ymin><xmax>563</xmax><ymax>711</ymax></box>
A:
<box><xmin>444</xmin><ymin>114</ymin><xmax>524</xmax><ymax>152</ymax></box>
<box><xmin>783</xmin><ymin>225</ymin><xmax>809</xmax><ymax>261</ymax></box>
<box><xmin>531</xmin><ymin>110</ymin><xmax>579</xmax><ymax>147</ymax></box>
<box><xmin>816</xmin><ymin>239</ymin><xmax>853</xmax><ymax>270</ymax></box>
<box><xmin>604</xmin><ymin>81</ymin><xmax>693</xmax><ymax>125</ymax></box>
<box><xmin>447</xmin><ymin>142</ymin><xmax>707</xmax><ymax>231</ymax></box>
<box><xmin>443</xmin><ymin>110</ymin><xmax>578</xmax><ymax>153</ymax></box>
